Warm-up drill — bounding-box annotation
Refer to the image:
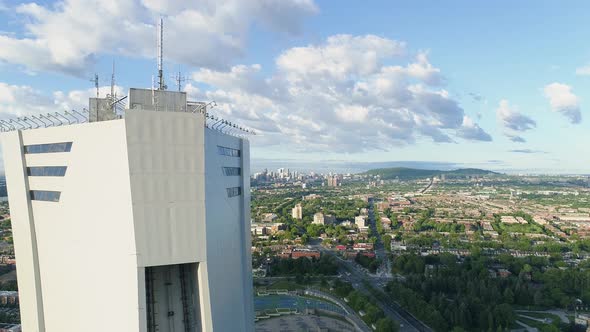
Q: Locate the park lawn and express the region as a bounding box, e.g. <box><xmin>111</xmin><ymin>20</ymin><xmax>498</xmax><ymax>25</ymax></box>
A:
<box><xmin>266</xmin><ymin>280</ymin><xmax>305</xmax><ymax>291</ymax></box>
<box><xmin>517</xmin><ymin>316</ymin><xmax>558</xmax><ymax>330</ymax></box>
<box><xmin>494</xmin><ymin>221</ymin><xmax>545</xmax><ymax>234</ymax></box>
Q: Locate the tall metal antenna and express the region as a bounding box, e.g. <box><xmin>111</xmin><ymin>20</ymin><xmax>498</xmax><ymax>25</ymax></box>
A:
<box><xmin>172</xmin><ymin>71</ymin><xmax>187</xmax><ymax>92</ymax></box>
<box><xmin>110</xmin><ymin>61</ymin><xmax>116</xmax><ymax>113</ymax></box>
<box><xmin>157</xmin><ymin>17</ymin><xmax>166</xmax><ymax>90</ymax></box>
<box><xmin>90</xmin><ymin>74</ymin><xmax>99</xmax><ymax>98</ymax></box>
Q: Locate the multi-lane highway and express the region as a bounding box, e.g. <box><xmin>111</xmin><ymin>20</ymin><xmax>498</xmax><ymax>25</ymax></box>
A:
<box><xmin>337</xmin><ymin>257</ymin><xmax>432</xmax><ymax>332</ymax></box>
<box><xmin>366</xmin><ymin>198</ymin><xmax>391</xmax><ymax>277</ymax></box>
<box><xmin>311</xmin><ymin>239</ymin><xmax>431</xmax><ymax>332</ymax></box>
<box><xmin>420</xmin><ymin>177</ymin><xmax>435</xmax><ymax>194</ymax></box>
<box><xmin>305</xmin><ymin>198</ymin><xmax>432</xmax><ymax>332</ymax></box>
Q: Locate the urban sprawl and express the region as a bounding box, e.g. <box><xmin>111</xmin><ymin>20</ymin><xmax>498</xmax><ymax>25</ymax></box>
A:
<box><xmin>250</xmin><ymin>168</ymin><xmax>590</xmax><ymax>332</ymax></box>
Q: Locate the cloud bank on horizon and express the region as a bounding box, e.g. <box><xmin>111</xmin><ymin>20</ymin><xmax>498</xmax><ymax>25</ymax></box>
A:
<box><xmin>0</xmin><ymin>0</ymin><xmax>585</xmax><ymax>161</ymax></box>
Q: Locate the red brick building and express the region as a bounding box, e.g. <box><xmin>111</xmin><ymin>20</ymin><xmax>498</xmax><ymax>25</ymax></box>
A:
<box><xmin>291</xmin><ymin>249</ymin><xmax>320</xmax><ymax>259</ymax></box>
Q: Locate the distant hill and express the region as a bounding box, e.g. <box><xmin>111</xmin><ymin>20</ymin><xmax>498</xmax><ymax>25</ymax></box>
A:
<box><xmin>364</xmin><ymin>167</ymin><xmax>498</xmax><ymax>180</ymax></box>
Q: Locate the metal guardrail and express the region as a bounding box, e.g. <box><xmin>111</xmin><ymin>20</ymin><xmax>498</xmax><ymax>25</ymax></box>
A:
<box><xmin>0</xmin><ymin>109</ymin><xmax>89</xmax><ymax>132</ymax></box>
<box><xmin>205</xmin><ymin>113</ymin><xmax>256</xmax><ymax>138</ymax></box>
<box><xmin>303</xmin><ymin>288</ymin><xmax>372</xmax><ymax>332</ymax></box>
<box><xmin>187</xmin><ymin>101</ymin><xmax>256</xmax><ymax>138</ymax></box>
<box><xmin>0</xmin><ymin>104</ymin><xmax>256</xmax><ymax>139</ymax></box>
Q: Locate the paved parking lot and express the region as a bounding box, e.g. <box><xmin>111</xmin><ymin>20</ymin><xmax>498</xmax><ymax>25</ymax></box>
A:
<box><xmin>256</xmin><ymin>315</ymin><xmax>355</xmax><ymax>332</ymax></box>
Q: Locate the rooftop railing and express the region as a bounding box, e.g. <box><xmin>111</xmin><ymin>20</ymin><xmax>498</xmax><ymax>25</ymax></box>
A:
<box><xmin>0</xmin><ymin>109</ymin><xmax>89</xmax><ymax>132</ymax></box>
<box><xmin>0</xmin><ymin>103</ymin><xmax>256</xmax><ymax>139</ymax></box>
<box><xmin>188</xmin><ymin>101</ymin><xmax>256</xmax><ymax>138</ymax></box>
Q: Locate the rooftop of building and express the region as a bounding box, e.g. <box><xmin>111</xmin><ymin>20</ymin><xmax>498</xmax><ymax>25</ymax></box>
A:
<box><xmin>0</xmin><ymin>88</ymin><xmax>255</xmax><ymax>139</ymax></box>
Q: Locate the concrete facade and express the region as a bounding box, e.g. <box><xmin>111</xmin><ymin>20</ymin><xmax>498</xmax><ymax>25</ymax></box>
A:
<box><xmin>355</xmin><ymin>215</ymin><xmax>369</xmax><ymax>231</ymax></box>
<box><xmin>1</xmin><ymin>89</ymin><xmax>253</xmax><ymax>332</ymax></box>
<box><xmin>291</xmin><ymin>204</ymin><xmax>302</xmax><ymax>220</ymax></box>
<box><xmin>313</xmin><ymin>212</ymin><xmax>335</xmax><ymax>225</ymax></box>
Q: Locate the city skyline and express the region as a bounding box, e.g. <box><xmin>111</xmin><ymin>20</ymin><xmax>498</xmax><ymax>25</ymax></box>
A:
<box><xmin>0</xmin><ymin>1</ymin><xmax>589</xmax><ymax>173</ymax></box>
<box><xmin>4</xmin><ymin>3</ymin><xmax>590</xmax><ymax>331</ymax></box>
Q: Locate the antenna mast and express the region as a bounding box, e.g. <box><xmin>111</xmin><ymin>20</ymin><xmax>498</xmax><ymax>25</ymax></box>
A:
<box><xmin>173</xmin><ymin>71</ymin><xmax>187</xmax><ymax>92</ymax></box>
<box><xmin>90</xmin><ymin>74</ymin><xmax>99</xmax><ymax>98</ymax></box>
<box><xmin>111</xmin><ymin>62</ymin><xmax>116</xmax><ymax>99</ymax></box>
<box><xmin>110</xmin><ymin>61</ymin><xmax>116</xmax><ymax>113</ymax></box>
<box><xmin>157</xmin><ymin>17</ymin><xmax>166</xmax><ymax>90</ymax></box>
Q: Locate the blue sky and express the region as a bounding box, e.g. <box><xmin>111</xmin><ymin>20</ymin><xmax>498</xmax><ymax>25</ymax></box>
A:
<box><xmin>0</xmin><ymin>0</ymin><xmax>589</xmax><ymax>173</ymax></box>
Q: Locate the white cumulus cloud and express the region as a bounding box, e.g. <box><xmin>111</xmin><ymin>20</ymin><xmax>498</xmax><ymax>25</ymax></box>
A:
<box><xmin>406</xmin><ymin>52</ymin><xmax>443</xmax><ymax>86</ymax></box>
<box><xmin>0</xmin><ymin>82</ymin><xmax>124</xmax><ymax>120</ymax></box>
<box><xmin>0</xmin><ymin>83</ymin><xmax>55</xmax><ymax>117</ymax></box>
<box><xmin>496</xmin><ymin>99</ymin><xmax>536</xmax><ymax>142</ymax></box>
<box><xmin>0</xmin><ymin>0</ymin><xmax>318</xmax><ymax>75</ymax></box>
<box><xmin>543</xmin><ymin>83</ymin><xmax>581</xmax><ymax>124</ymax></box>
<box><xmin>191</xmin><ymin>34</ymin><xmax>491</xmax><ymax>153</ymax></box>
<box><xmin>457</xmin><ymin>116</ymin><xmax>492</xmax><ymax>142</ymax></box>
<box><xmin>276</xmin><ymin>34</ymin><xmax>406</xmax><ymax>83</ymax></box>
<box><xmin>336</xmin><ymin>105</ymin><xmax>369</xmax><ymax>123</ymax></box>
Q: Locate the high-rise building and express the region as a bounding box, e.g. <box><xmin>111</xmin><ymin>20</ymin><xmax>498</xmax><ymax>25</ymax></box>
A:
<box><xmin>355</xmin><ymin>215</ymin><xmax>369</xmax><ymax>232</ymax></box>
<box><xmin>327</xmin><ymin>175</ymin><xmax>339</xmax><ymax>187</ymax></box>
<box><xmin>1</xmin><ymin>88</ymin><xmax>254</xmax><ymax>332</ymax></box>
<box><xmin>291</xmin><ymin>204</ymin><xmax>303</xmax><ymax>220</ymax></box>
<box><xmin>313</xmin><ymin>212</ymin><xmax>325</xmax><ymax>225</ymax></box>
<box><xmin>313</xmin><ymin>212</ymin><xmax>335</xmax><ymax>225</ymax></box>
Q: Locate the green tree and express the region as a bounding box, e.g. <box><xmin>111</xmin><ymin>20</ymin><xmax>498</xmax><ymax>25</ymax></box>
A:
<box><xmin>301</xmin><ymin>234</ymin><xmax>309</xmax><ymax>244</ymax></box>
<box><xmin>364</xmin><ymin>305</ymin><xmax>384</xmax><ymax>324</ymax></box>
<box><xmin>382</xmin><ymin>235</ymin><xmax>392</xmax><ymax>252</ymax></box>
<box><xmin>503</xmin><ymin>288</ymin><xmax>514</xmax><ymax>304</ymax></box>
<box><xmin>493</xmin><ymin>304</ymin><xmax>515</xmax><ymax>329</ymax></box>
<box><xmin>540</xmin><ymin>325</ymin><xmax>560</xmax><ymax>332</ymax></box>
<box><xmin>375</xmin><ymin>318</ymin><xmax>399</xmax><ymax>332</ymax></box>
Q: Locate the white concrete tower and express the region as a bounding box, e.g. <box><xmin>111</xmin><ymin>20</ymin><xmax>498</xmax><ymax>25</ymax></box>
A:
<box><xmin>1</xmin><ymin>88</ymin><xmax>254</xmax><ymax>332</ymax></box>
